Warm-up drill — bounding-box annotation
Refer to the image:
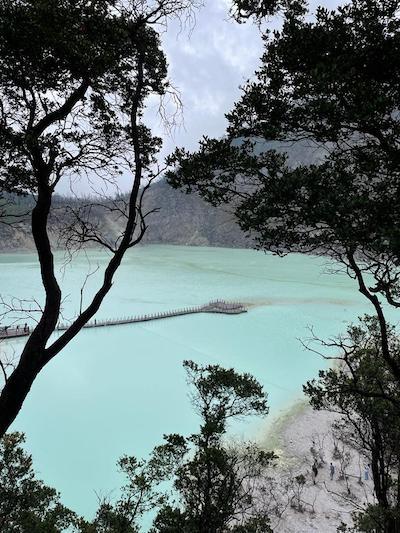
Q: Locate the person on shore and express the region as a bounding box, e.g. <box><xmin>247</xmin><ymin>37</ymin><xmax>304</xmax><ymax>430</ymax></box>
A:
<box><xmin>312</xmin><ymin>462</ymin><xmax>318</xmax><ymax>485</ymax></box>
<box><xmin>364</xmin><ymin>464</ymin><xmax>370</xmax><ymax>481</ymax></box>
<box><xmin>330</xmin><ymin>462</ymin><xmax>335</xmax><ymax>480</ymax></box>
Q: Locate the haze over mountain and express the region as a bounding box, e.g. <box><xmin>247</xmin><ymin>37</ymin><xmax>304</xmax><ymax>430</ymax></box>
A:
<box><xmin>0</xmin><ymin>179</ymin><xmax>250</xmax><ymax>252</ymax></box>
<box><xmin>0</xmin><ymin>139</ymin><xmax>325</xmax><ymax>252</ymax></box>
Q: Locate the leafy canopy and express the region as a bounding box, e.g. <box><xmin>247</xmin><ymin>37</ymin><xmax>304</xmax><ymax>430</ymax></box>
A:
<box><xmin>167</xmin><ymin>0</ymin><xmax>400</xmax><ymax>264</ymax></box>
<box><xmin>82</xmin><ymin>361</ymin><xmax>272</xmax><ymax>533</ymax></box>
<box><xmin>304</xmin><ymin>316</ymin><xmax>400</xmax><ymax>531</ymax></box>
<box><xmin>0</xmin><ymin>432</ymin><xmax>79</xmax><ymax>532</ymax></box>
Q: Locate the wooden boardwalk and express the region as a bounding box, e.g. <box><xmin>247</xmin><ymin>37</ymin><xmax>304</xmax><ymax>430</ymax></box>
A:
<box><xmin>0</xmin><ymin>300</ymin><xmax>247</xmax><ymax>339</ymax></box>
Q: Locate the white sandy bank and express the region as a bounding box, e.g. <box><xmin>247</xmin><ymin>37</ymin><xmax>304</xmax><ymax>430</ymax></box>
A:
<box><xmin>260</xmin><ymin>403</ymin><xmax>376</xmax><ymax>532</ymax></box>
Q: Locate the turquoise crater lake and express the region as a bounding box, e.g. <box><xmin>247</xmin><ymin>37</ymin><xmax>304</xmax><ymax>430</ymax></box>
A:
<box><xmin>1</xmin><ymin>245</ymin><xmax>367</xmax><ymax>519</ymax></box>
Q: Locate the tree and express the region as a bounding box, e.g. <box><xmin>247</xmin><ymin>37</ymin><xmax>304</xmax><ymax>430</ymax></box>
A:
<box><xmin>0</xmin><ymin>362</ymin><xmax>287</xmax><ymax>531</ymax></box>
<box><xmin>0</xmin><ymin>0</ymin><xmax>199</xmax><ymax>437</ymax></box>
<box><xmin>229</xmin><ymin>0</ymin><xmax>306</xmax><ymax>20</ymax></box>
<box><xmin>151</xmin><ymin>360</ymin><xmax>274</xmax><ymax>533</ymax></box>
<box><xmin>304</xmin><ymin>316</ymin><xmax>400</xmax><ymax>532</ymax></box>
<box><xmin>166</xmin><ymin>0</ymin><xmax>400</xmax><ymax>529</ymax></box>
<box><xmin>85</xmin><ymin>361</ymin><xmax>274</xmax><ymax>533</ymax></box>
<box><xmin>79</xmin><ymin>434</ymin><xmax>187</xmax><ymax>533</ymax></box>
<box><xmin>0</xmin><ymin>432</ymin><xmax>79</xmax><ymax>532</ymax></box>
<box><xmin>166</xmin><ymin>0</ymin><xmax>400</xmax><ymax>380</ymax></box>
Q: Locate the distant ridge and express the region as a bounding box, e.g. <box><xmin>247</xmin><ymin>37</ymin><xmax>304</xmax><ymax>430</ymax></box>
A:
<box><xmin>0</xmin><ymin>179</ymin><xmax>250</xmax><ymax>252</ymax></box>
<box><xmin>0</xmin><ymin>139</ymin><xmax>324</xmax><ymax>252</ymax></box>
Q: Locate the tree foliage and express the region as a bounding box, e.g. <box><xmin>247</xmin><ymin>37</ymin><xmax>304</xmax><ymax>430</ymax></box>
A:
<box><xmin>184</xmin><ymin>360</ymin><xmax>268</xmax><ymax>439</ymax></box>
<box><xmin>152</xmin><ymin>361</ymin><xmax>273</xmax><ymax>533</ymax></box>
<box><xmin>0</xmin><ymin>362</ymin><xmax>273</xmax><ymax>531</ymax></box>
<box><xmin>79</xmin><ymin>434</ymin><xmax>188</xmax><ymax>533</ymax></box>
<box><xmin>304</xmin><ymin>316</ymin><xmax>400</xmax><ymax>532</ymax></box>
<box><xmin>230</xmin><ymin>0</ymin><xmax>306</xmax><ymax>21</ymax></box>
<box><xmin>0</xmin><ymin>0</ymin><xmax>199</xmax><ymax>437</ymax></box>
<box><xmin>81</xmin><ymin>361</ymin><xmax>273</xmax><ymax>533</ymax></box>
<box><xmin>0</xmin><ymin>432</ymin><xmax>79</xmax><ymax>532</ymax></box>
<box><xmin>167</xmin><ymin>0</ymin><xmax>400</xmax><ymax>299</ymax></box>
<box><xmin>166</xmin><ymin>0</ymin><xmax>400</xmax><ymax>529</ymax></box>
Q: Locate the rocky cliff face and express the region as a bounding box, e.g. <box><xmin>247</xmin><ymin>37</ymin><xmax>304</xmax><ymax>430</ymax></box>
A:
<box><xmin>1</xmin><ymin>140</ymin><xmax>322</xmax><ymax>252</ymax></box>
<box><xmin>141</xmin><ymin>181</ymin><xmax>249</xmax><ymax>248</ymax></box>
<box><xmin>0</xmin><ymin>180</ymin><xmax>249</xmax><ymax>252</ymax></box>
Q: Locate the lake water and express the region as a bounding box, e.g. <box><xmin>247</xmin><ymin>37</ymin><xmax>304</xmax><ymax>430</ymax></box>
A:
<box><xmin>1</xmin><ymin>245</ymin><xmax>368</xmax><ymax>520</ymax></box>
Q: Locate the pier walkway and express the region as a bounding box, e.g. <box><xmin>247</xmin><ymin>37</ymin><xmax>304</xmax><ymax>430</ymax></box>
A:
<box><xmin>0</xmin><ymin>300</ymin><xmax>247</xmax><ymax>339</ymax></box>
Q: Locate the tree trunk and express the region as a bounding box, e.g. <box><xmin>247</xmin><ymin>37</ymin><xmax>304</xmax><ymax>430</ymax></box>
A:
<box><xmin>0</xmin><ymin>347</ymin><xmax>45</xmax><ymax>436</ymax></box>
<box><xmin>0</xmin><ymin>174</ymin><xmax>61</xmax><ymax>436</ymax></box>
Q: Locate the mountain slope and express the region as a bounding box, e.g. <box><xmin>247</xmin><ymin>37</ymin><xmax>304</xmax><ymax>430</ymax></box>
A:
<box><xmin>0</xmin><ymin>180</ymin><xmax>249</xmax><ymax>252</ymax></box>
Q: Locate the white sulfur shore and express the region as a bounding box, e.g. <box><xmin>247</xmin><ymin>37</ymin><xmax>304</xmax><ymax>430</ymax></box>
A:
<box><xmin>261</xmin><ymin>402</ymin><xmax>376</xmax><ymax>532</ymax></box>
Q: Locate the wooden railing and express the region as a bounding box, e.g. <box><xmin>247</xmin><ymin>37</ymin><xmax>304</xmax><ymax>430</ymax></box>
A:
<box><xmin>0</xmin><ymin>300</ymin><xmax>247</xmax><ymax>339</ymax></box>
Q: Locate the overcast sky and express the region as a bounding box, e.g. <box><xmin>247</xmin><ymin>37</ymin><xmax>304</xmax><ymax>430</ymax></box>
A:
<box><xmin>150</xmin><ymin>0</ymin><xmax>264</xmax><ymax>159</ymax></box>
<box><xmin>59</xmin><ymin>0</ymin><xmax>339</xmax><ymax>195</ymax></box>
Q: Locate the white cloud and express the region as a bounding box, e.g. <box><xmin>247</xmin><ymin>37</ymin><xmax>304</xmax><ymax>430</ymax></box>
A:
<box><xmin>58</xmin><ymin>0</ymin><xmax>264</xmax><ymax>194</ymax></box>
